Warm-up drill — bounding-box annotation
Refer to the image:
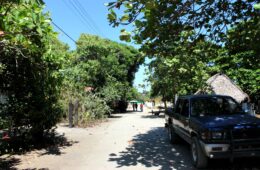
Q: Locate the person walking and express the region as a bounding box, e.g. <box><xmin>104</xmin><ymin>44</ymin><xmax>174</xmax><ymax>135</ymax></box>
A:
<box><xmin>140</xmin><ymin>103</ymin><xmax>144</xmax><ymax>112</ymax></box>
<box><xmin>134</xmin><ymin>103</ymin><xmax>138</xmax><ymax>111</ymax></box>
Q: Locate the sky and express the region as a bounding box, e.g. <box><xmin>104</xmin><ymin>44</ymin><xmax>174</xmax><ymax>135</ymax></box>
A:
<box><xmin>43</xmin><ymin>0</ymin><xmax>150</xmax><ymax>92</ymax></box>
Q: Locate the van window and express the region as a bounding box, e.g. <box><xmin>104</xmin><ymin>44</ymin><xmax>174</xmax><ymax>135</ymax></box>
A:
<box><xmin>191</xmin><ymin>96</ymin><xmax>243</xmax><ymax>116</ymax></box>
<box><xmin>175</xmin><ymin>99</ymin><xmax>183</xmax><ymax>114</ymax></box>
<box><xmin>175</xmin><ymin>99</ymin><xmax>189</xmax><ymax>117</ymax></box>
<box><xmin>180</xmin><ymin>99</ymin><xmax>189</xmax><ymax>117</ymax></box>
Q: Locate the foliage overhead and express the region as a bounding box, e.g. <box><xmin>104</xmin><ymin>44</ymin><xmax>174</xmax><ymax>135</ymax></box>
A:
<box><xmin>107</xmin><ymin>0</ymin><xmax>260</xmax><ymax>104</ymax></box>
<box><xmin>214</xmin><ymin>17</ymin><xmax>260</xmax><ymax>99</ymax></box>
<box><xmin>107</xmin><ymin>0</ymin><xmax>259</xmax><ymax>55</ymax></box>
<box><xmin>149</xmin><ymin>34</ymin><xmax>219</xmax><ymax>101</ymax></box>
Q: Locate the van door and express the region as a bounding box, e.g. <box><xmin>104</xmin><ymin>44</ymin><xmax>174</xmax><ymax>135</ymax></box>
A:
<box><xmin>178</xmin><ymin>99</ymin><xmax>191</xmax><ymax>143</ymax></box>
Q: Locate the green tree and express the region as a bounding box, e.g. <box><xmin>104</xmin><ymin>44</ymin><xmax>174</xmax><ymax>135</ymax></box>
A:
<box><xmin>76</xmin><ymin>34</ymin><xmax>144</xmax><ymax>87</ymax></box>
<box><xmin>214</xmin><ymin>17</ymin><xmax>260</xmax><ymax>100</ymax></box>
<box><xmin>148</xmin><ymin>31</ymin><xmax>219</xmax><ymax>102</ymax></box>
<box><xmin>0</xmin><ymin>0</ymin><xmax>64</xmax><ymax>137</ymax></box>
<box><xmin>60</xmin><ymin>34</ymin><xmax>144</xmax><ymax>124</ymax></box>
<box><xmin>107</xmin><ymin>0</ymin><xmax>258</xmax><ymax>56</ymax></box>
<box><xmin>75</xmin><ymin>34</ymin><xmax>144</xmax><ymax>102</ymax></box>
<box><xmin>107</xmin><ymin>0</ymin><xmax>259</xmax><ymax>104</ymax></box>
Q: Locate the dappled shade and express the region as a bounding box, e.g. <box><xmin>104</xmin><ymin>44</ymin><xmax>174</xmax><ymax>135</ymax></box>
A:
<box><xmin>108</xmin><ymin>127</ymin><xmax>194</xmax><ymax>170</ymax></box>
<box><xmin>108</xmin><ymin>127</ymin><xmax>260</xmax><ymax>170</ymax></box>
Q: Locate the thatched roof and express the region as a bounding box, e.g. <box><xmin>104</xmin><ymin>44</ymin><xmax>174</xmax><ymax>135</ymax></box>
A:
<box><xmin>195</xmin><ymin>73</ymin><xmax>249</xmax><ymax>103</ymax></box>
<box><xmin>84</xmin><ymin>86</ymin><xmax>94</xmax><ymax>92</ymax></box>
<box><xmin>0</xmin><ymin>31</ymin><xmax>4</xmax><ymax>36</ymax></box>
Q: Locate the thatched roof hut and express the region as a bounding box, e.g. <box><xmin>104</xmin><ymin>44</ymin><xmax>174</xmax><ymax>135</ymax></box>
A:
<box><xmin>195</xmin><ymin>73</ymin><xmax>249</xmax><ymax>103</ymax></box>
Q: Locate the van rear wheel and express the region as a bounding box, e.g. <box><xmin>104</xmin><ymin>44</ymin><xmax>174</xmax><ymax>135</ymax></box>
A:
<box><xmin>168</xmin><ymin>125</ymin><xmax>180</xmax><ymax>144</ymax></box>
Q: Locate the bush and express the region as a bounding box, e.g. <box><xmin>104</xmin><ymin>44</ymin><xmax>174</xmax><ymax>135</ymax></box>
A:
<box><xmin>77</xmin><ymin>94</ymin><xmax>111</xmax><ymax>125</ymax></box>
<box><xmin>0</xmin><ymin>0</ymin><xmax>63</xmax><ymax>138</ymax></box>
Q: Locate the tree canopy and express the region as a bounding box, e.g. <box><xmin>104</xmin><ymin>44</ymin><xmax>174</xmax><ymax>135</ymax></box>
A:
<box><xmin>107</xmin><ymin>0</ymin><xmax>259</xmax><ymax>56</ymax></box>
<box><xmin>107</xmin><ymin>0</ymin><xmax>260</xmax><ymax>103</ymax></box>
<box><xmin>148</xmin><ymin>34</ymin><xmax>219</xmax><ymax>101</ymax></box>
<box><xmin>214</xmin><ymin>17</ymin><xmax>260</xmax><ymax>100</ymax></box>
<box><xmin>0</xmin><ymin>0</ymin><xmax>65</xmax><ymax>136</ymax></box>
<box><xmin>76</xmin><ymin>34</ymin><xmax>144</xmax><ymax>89</ymax></box>
<box><xmin>60</xmin><ymin>34</ymin><xmax>144</xmax><ymax>120</ymax></box>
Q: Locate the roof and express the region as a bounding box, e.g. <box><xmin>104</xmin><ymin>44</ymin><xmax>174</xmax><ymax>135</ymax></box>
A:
<box><xmin>195</xmin><ymin>73</ymin><xmax>249</xmax><ymax>103</ymax></box>
<box><xmin>179</xmin><ymin>94</ymin><xmax>235</xmax><ymax>100</ymax></box>
<box><xmin>0</xmin><ymin>31</ymin><xmax>4</xmax><ymax>36</ymax></box>
<box><xmin>84</xmin><ymin>86</ymin><xmax>94</xmax><ymax>92</ymax></box>
<box><xmin>129</xmin><ymin>100</ymin><xmax>144</xmax><ymax>104</ymax></box>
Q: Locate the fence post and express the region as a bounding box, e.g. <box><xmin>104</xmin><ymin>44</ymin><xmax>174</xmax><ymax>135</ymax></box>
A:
<box><xmin>68</xmin><ymin>100</ymin><xmax>74</xmax><ymax>128</ymax></box>
<box><xmin>74</xmin><ymin>99</ymin><xmax>79</xmax><ymax>126</ymax></box>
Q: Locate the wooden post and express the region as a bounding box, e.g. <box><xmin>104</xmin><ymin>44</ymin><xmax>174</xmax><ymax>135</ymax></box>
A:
<box><xmin>74</xmin><ymin>99</ymin><xmax>79</xmax><ymax>126</ymax></box>
<box><xmin>68</xmin><ymin>100</ymin><xmax>74</xmax><ymax>128</ymax></box>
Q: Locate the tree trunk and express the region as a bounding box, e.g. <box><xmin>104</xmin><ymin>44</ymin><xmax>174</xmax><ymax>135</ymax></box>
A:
<box><xmin>162</xmin><ymin>94</ymin><xmax>167</xmax><ymax>110</ymax></box>
<box><xmin>173</xmin><ymin>94</ymin><xmax>178</xmax><ymax>107</ymax></box>
<box><xmin>68</xmin><ymin>100</ymin><xmax>74</xmax><ymax>128</ymax></box>
<box><xmin>164</xmin><ymin>100</ymin><xmax>167</xmax><ymax>110</ymax></box>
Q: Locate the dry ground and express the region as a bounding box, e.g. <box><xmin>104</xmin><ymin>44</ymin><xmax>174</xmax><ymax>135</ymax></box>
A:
<box><xmin>1</xmin><ymin>107</ymin><xmax>260</xmax><ymax>170</ymax></box>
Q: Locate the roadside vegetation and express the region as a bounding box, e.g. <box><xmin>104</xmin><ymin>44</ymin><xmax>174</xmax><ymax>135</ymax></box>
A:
<box><xmin>0</xmin><ymin>0</ymin><xmax>144</xmax><ymax>154</ymax></box>
<box><xmin>62</xmin><ymin>34</ymin><xmax>144</xmax><ymax>126</ymax></box>
<box><xmin>0</xmin><ymin>0</ymin><xmax>259</xmax><ymax>156</ymax></box>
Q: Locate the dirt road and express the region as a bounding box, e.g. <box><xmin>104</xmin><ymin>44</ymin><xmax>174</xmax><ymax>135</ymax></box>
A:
<box><xmin>2</xmin><ymin>107</ymin><xmax>260</xmax><ymax>170</ymax></box>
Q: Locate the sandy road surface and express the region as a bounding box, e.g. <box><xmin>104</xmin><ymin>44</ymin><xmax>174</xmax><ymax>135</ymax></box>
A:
<box><xmin>2</xmin><ymin>107</ymin><xmax>260</xmax><ymax>170</ymax></box>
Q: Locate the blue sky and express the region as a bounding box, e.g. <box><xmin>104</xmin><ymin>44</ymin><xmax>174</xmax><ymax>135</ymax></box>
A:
<box><xmin>43</xmin><ymin>0</ymin><xmax>150</xmax><ymax>92</ymax></box>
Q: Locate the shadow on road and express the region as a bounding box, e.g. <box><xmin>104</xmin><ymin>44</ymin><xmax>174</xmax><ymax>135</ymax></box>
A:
<box><xmin>0</xmin><ymin>157</ymin><xmax>20</xmax><ymax>170</ymax></box>
<box><xmin>109</xmin><ymin>115</ymin><xmax>123</xmax><ymax>119</ymax></box>
<box><xmin>108</xmin><ymin>127</ymin><xmax>260</xmax><ymax>170</ymax></box>
<box><xmin>0</xmin><ymin>130</ymin><xmax>78</xmax><ymax>169</ymax></box>
<box><xmin>125</xmin><ymin>110</ymin><xmax>141</xmax><ymax>114</ymax></box>
<box><xmin>141</xmin><ymin>114</ymin><xmax>165</xmax><ymax>119</ymax></box>
<box><xmin>109</xmin><ymin>127</ymin><xmax>194</xmax><ymax>170</ymax></box>
<box><xmin>39</xmin><ymin>133</ymin><xmax>78</xmax><ymax>156</ymax></box>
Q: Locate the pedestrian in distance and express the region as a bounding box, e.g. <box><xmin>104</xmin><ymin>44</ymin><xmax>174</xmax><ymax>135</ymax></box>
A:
<box><xmin>140</xmin><ymin>103</ymin><xmax>143</xmax><ymax>112</ymax></box>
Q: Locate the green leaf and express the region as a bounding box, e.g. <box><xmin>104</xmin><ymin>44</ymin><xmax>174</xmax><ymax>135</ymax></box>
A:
<box><xmin>144</xmin><ymin>9</ymin><xmax>151</xmax><ymax>17</ymax></box>
<box><xmin>104</xmin><ymin>2</ymin><xmax>115</xmax><ymax>7</ymax></box>
<box><xmin>120</xmin><ymin>14</ymin><xmax>129</xmax><ymax>22</ymax></box>
<box><xmin>145</xmin><ymin>1</ymin><xmax>156</xmax><ymax>9</ymax></box>
<box><xmin>119</xmin><ymin>34</ymin><xmax>131</xmax><ymax>42</ymax></box>
<box><xmin>124</xmin><ymin>3</ymin><xmax>133</xmax><ymax>9</ymax></box>
<box><xmin>254</xmin><ymin>3</ymin><xmax>260</xmax><ymax>9</ymax></box>
<box><xmin>27</xmin><ymin>23</ymin><xmax>35</xmax><ymax>29</ymax></box>
<box><xmin>108</xmin><ymin>10</ymin><xmax>117</xmax><ymax>21</ymax></box>
<box><xmin>134</xmin><ymin>20</ymin><xmax>143</xmax><ymax>27</ymax></box>
<box><xmin>37</xmin><ymin>27</ymin><xmax>42</xmax><ymax>36</ymax></box>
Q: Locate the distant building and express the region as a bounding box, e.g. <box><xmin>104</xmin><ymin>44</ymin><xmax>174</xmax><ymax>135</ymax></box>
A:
<box><xmin>0</xmin><ymin>31</ymin><xmax>4</xmax><ymax>36</ymax></box>
<box><xmin>84</xmin><ymin>86</ymin><xmax>94</xmax><ymax>92</ymax></box>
